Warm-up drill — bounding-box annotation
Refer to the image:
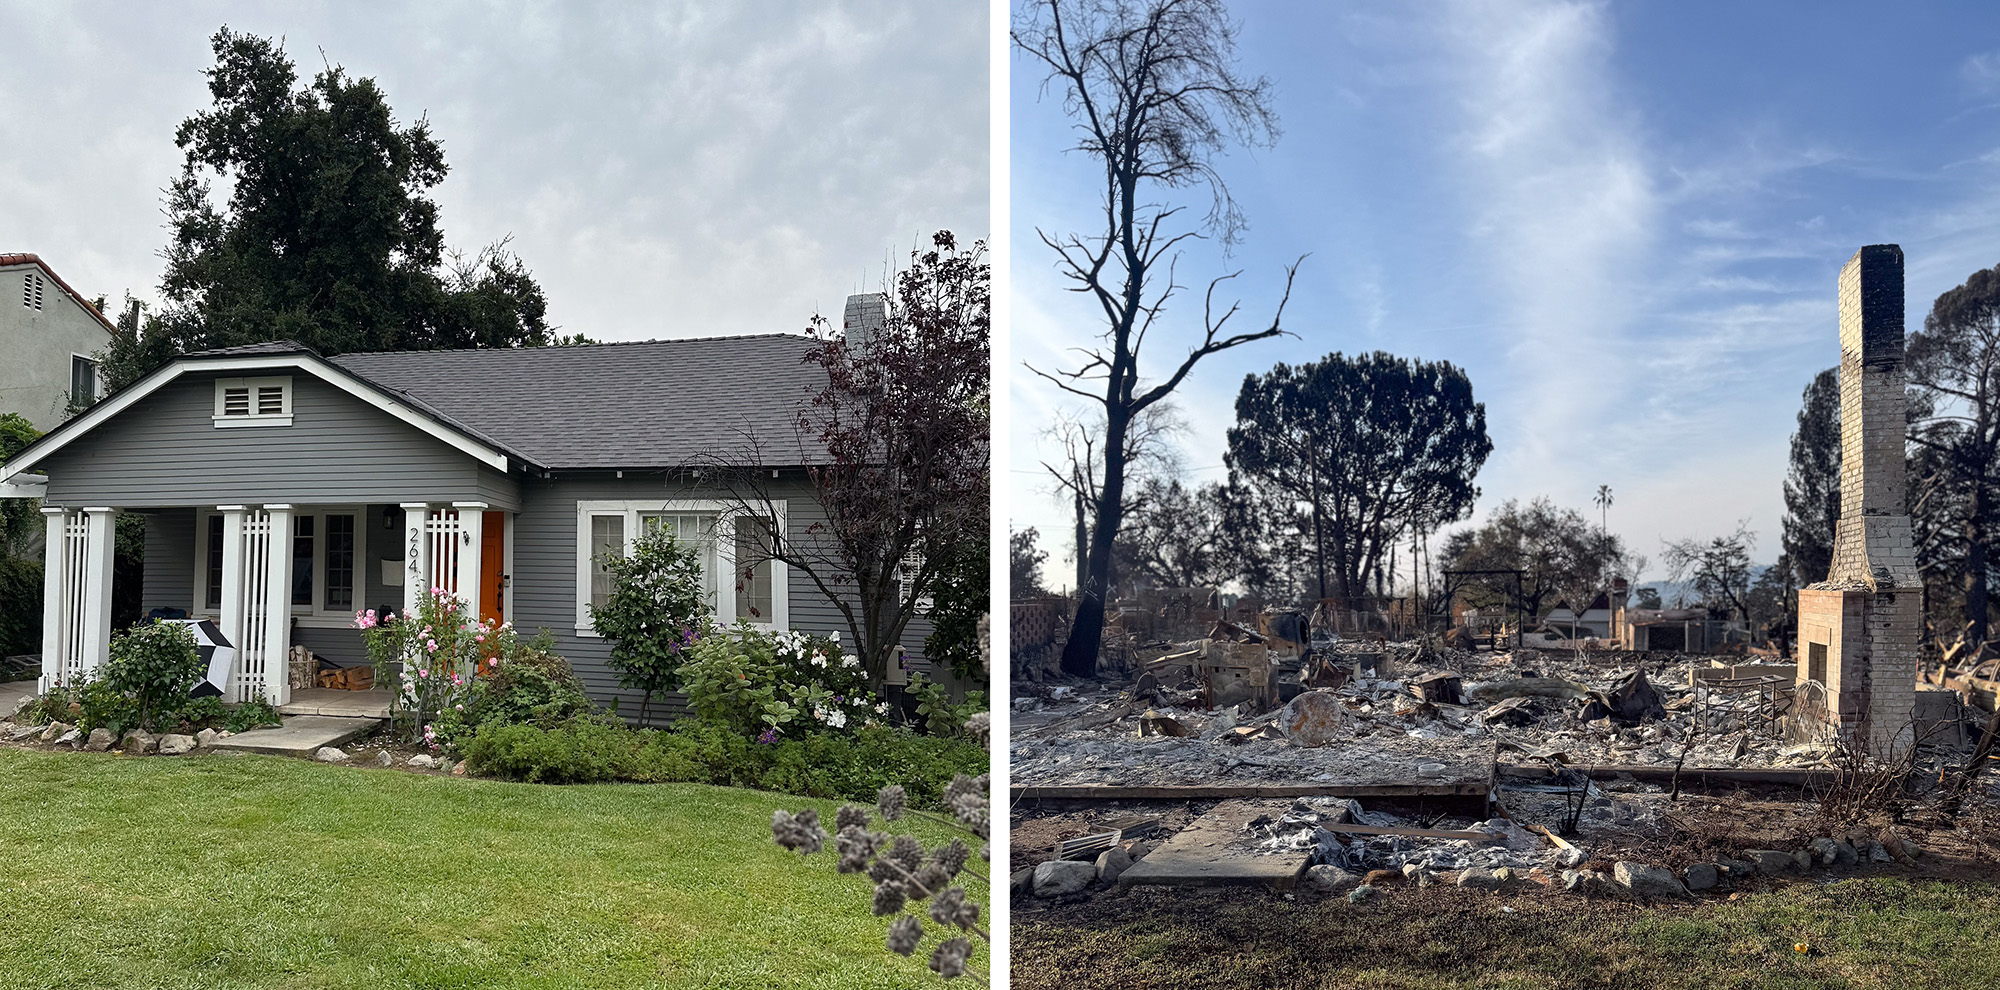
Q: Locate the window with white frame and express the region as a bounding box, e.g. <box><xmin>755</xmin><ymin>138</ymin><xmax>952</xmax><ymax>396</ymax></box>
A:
<box><xmin>196</xmin><ymin>508</ymin><xmax>364</xmax><ymax>624</ymax></box>
<box><xmin>70</xmin><ymin>356</ymin><xmax>99</xmax><ymax>407</ymax></box>
<box><xmin>576</xmin><ymin>500</ymin><xmax>786</xmax><ymax>633</ymax></box>
<box><xmin>896</xmin><ymin>544</ymin><xmax>933</xmax><ymax>614</ymax></box>
<box><xmin>213</xmin><ymin>376</ymin><xmax>293</xmax><ymax>427</ymax></box>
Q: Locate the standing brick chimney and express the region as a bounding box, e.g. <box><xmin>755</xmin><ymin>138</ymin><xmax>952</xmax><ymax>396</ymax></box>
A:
<box><xmin>1795</xmin><ymin>245</ymin><xmax>1919</xmax><ymax>756</ymax></box>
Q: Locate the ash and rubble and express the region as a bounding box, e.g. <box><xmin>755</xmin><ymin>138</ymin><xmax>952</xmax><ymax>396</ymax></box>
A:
<box><xmin>1014</xmin><ymin>639</ymin><xmax>1852</xmax><ymax>782</ymax></box>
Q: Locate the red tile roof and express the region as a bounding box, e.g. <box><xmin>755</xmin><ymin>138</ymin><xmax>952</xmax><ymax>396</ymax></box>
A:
<box><xmin>0</xmin><ymin>253</ymin><xmax>118</xmax><ymax>333</ymax></box>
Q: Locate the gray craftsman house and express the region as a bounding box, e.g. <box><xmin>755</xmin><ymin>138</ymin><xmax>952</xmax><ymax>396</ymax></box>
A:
<box><xmin>0</xmin><ymin>310</ymin><xmax>937</xmax><ymax>719</ymax></box>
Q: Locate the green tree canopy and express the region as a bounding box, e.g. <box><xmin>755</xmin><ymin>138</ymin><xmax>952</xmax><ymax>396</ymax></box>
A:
<box><xmin>1781</xmin><ymin>367</ymin><xmax>1840</xmax><ymax>587</ymax></box>
<box><xmin>1439</xmin><ymin>497</ymin><xmax>1631</xmax><ymax>621</ymax></box>
<box><xmin>103</xmin><ymin>28</ymin><xmax>552</xmax><ymax>388</ymax></box>
<box><xmin>1226</xmin><ymin>351</ymin><xmax>1492</xmax><ymax>604</ymax></box>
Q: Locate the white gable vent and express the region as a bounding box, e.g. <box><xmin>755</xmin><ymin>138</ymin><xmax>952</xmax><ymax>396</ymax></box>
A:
<box><xmin>22</xmin><ymin>272</ymin><xmax>44</xmax><ymax>311</ymax></box>
<box><xmin>214</xmin><ymin>376</ymin><xmax>293</xmax><ymax>427</ymax></box>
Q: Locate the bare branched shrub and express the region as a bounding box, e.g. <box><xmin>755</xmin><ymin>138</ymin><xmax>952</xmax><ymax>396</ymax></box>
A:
<box><xmin>1811</xmin><ymin>718</ymin><xmax>1931</xmax><ymax>824</ymax></box>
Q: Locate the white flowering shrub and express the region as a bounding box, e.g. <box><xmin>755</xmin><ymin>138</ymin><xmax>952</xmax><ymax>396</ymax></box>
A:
<box><xmin>677</xmin><ymin>621</ymin><xmax>885</xmax><ymax>740</ymax></box>
<box><xmin>773</xmin><ymin>713</ymin><xmax>992</xmax><ymax>981</ymax></box>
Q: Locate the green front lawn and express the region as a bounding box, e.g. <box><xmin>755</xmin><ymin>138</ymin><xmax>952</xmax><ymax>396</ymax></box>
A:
<box><xmin>1012</xmin><ymin>877</ymin><xmax>2000</xmax><ymax>989</ymax></box>
<box><xmin>0</xmin><ymin>748</ymin><xmax>965</xmax><ymax>989</ymax></box>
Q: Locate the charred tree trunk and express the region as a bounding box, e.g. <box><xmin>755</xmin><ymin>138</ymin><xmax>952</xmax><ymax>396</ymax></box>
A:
<box><xmin>1968</xmin><ymin>479</ymin><xmax>1988</xmax><ymax>652</ymax></box>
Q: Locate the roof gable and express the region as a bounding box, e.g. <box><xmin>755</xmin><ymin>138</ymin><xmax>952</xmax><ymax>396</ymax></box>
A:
<box><xmin>0</xmin><ymin>253</ymin><xmax>117</xmax><ymax>333</ymax></box>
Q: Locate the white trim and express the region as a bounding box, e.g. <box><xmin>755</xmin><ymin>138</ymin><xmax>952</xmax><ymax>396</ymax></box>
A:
<box><xmin>196</xmin><ymin>505</ymin><xmax>366</xmax><ymax>620</ymax></box>
<box><xmin>0</xmin><ymin>353</ymin><xmax>512</xmax><ymax>480</ymax></box>
<box><xmin>502</xmin><ymin>510</ymin><xmax>516</xmax><ymax>623</ymax></box>
<box><xmin>572</xmin><ymin>498</ymin><xmax>789</xmax><ymax>635</ymax></box>
<box><xmin>212</xmin><ymin>375</ymin><xmax>293</xmax><ymax>427</ymax></box>
<box><xmin>70</xmin><ymin>352</ymin><xmax>103</xmax><ymax>408</ymax></box>
<box><xmin>0</xmin><ymin>474</ymin><xmax>47</xmax><ymax>499</ymax></box>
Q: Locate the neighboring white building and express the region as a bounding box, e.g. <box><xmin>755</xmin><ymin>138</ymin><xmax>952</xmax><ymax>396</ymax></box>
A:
<box><xmin>1</xmin><ymin>253</ymin><xmax>115</xmax><ymax>432</ymax></box>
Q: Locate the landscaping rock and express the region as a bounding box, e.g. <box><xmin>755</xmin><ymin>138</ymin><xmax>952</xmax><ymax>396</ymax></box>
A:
<box><xmin>1347</xmin><ymin>884</ymin><xmax>1377</xmax><ymax>903</ymax></box>
<box><xmin>409</xmin><ymin>753</ymin><xmax>437</xmax><ymax>769</ymax></box>
<box><xmin>1809</xmin><ymin>837</ymin><xmax>1841</xmax><ymax>866</ymax></box>
<box><xmin>1613</xmin><ymin>862</ymin><xmax>1690</xmax><ymax>900</ymax></box>
<box><xmin>195</xmin><ymin>728</ymin><xmax>221</xmax><ymax>748</ymax></box>
<box><xmin>1095</xmin><ymin>847</ymin><xmax>1132</xmax><ymax>885</ymax></box>
<box><xmin>1745</xmin><ymin>849</ymin><xmax>1794</xmax><ymax>874</ymax></box>
<box><xmin>452</xmin><ymin>760</ymin><xmax>467</xmax><ymax>776</ymax></box>
<box><xmin>1011</xmin><ymin>868</ymin><xmax>1034</xmax><ymax>900</ymax></box>
<box><xmin>39</xmin><ymin>721</ymin><xmax>71</xmax><ymax>742</ymax></box>
<box><xmin>372</xmin><ymin>750</ymin><xmax>394</xmax><ymax>767</ymax></box>
<box><xmin>1863</xmin><ymin>840</ymin><xmax>1892</xmax><ymax>864</ymax></box>
<box><xmin>1791</xmin><ymin>850</ymin><xmax>1814</xmax><ymax>872</ymax></box>
<box><xmin>157</xmin><ymin>734</ymin><xmax>197</xmax><ymax>755</ymax></box>
<box><xmin>121</xmin><ymin>730</ymin><xmax>156</xmax><ymax>754</ymax></box>
<box><xmin>1831</xmin><ymin>839</ymin><xmax>1858</xmax><ymax>867</ymax></box>
<box><xmin>9</xmin><ymin>723</ymin><xmax>43</xmax><ymax>741</ymax></box>
<box><xmin>1457</xmin><ymin>866</ymin><xmax>1508</xmax><ymax>891</ymax></box>
<box><xmin>1684</xmin><ymin>863</ymin><xmax>1719</xmax><ymax>892</ymax></box>
<box><xmin>1033</xmin><ymin>859</ymin><xmax>1097</xmax><ymax>897</ymax></box>
<box><xmin>315</xmin><ymin>746</ymin><xmax>349</xmax><ymax>763</ymax></box>
<box><xmin>1304</xmin><ymin>865</ymin><xmax>1361</xmax><ymax>895</ymax></box>
<box><xmin>1402</xmin><ymin>863</ymin><xmax>1432</xmax><ymax>887</ymax></box>
<box><xmin>1555</xmin><ymin>846</ymin><xmax>1588</xmax><ymax>868</ymax></box>
<box><xmin>53</xmin><ymin>728</ymin><xmax>80</xmax><ymax>748</ymax></box>
<box><xmin>1719</xmin><ymin>857</ymin><xmax>1757</xmax><ymax>877</ymax></box>
<box><xmin>83</xmin><ymin>728</ymin><xmax>114</xmax><ymax>752</ymax></box>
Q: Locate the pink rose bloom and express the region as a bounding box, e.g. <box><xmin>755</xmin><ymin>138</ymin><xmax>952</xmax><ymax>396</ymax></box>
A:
<box><xmin>488</xmin><ymin>658</ymin><xmax>499</xmax><ymax>669</ymax></box>
<box><xmin>418</xmin><ymin>669</ymin><xmax>429</xmax><ymax>678</ymax></box>
<box><xmin>475</xmin><ymin>634</ymin><xmax>485</xmax><ymax>643</ymax></box>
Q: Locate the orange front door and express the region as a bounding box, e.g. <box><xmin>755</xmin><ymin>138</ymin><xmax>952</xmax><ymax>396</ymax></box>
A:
<box><xmin>480</xmin><ymin>511</ymin><xmax>506</xmax><ymax>626</ymax></box>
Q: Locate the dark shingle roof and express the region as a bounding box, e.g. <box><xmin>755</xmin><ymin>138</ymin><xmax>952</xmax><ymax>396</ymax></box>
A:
<box><xmin>325</xmin><ymin>336</ymin><xmax>826</xmax><ymax>470</ymax></box>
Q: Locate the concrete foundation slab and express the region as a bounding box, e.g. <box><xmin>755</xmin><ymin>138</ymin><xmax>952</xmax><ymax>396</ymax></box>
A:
<box><xmin>210</xmin><ymin>715</ymin><xmax>381</xmax><ymax>757</ymax></box>
<box><xmin>1118</xmin><ymin>799</ymin><xmax>1316</xmax><ymax>889</ymax></box>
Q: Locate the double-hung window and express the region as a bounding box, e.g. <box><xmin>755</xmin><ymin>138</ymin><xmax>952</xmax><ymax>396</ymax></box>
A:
<box><xmin>576</xmin><ymin>500</ymin><xmax>786</xmax><ymax>634</ymax></box>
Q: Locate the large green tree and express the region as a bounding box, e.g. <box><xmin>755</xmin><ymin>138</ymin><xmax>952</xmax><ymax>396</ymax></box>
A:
<box><xmin>1907</xmin><ymin>262</ymin><xmax>2000</xmax><ymax>649</ymax></box>
<box><xmin>1226</xmin><ymin>352</ymin><xmax>1492</xmax><ymax>604</ymax></box>
<box><xmin>1781</xmin><ymin>367</ymin><xmax>1840</xmax><ymax>587</ymax></box>
<box><xmin>102</xmin><ymin>28</ymin><xmax>551</xmax><ymax>388</ymax></box>
<box><xmin>0</xmin><ymin>414</ymin><xmax>45</xmax><ymax>657</ymax></box>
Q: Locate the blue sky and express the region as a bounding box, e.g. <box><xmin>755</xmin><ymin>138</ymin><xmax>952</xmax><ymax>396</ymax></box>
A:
<box><xmin>1010</xmin><ymin>0</ymin><xmax>2000</xmax><ymax>589</ymax></box>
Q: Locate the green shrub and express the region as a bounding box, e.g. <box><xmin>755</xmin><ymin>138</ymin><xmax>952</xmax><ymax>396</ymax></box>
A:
<box><xmin>100</xmin><ymin>620</ymin><xmax>204</xmax><ymax>731</ymax></box>
<box><xmin>909</xmin><ymin>674</ymin><xmax>988</xmax><ymax>739</ymax></box>
<box><xmin>461</xmin><ymin>718</ymin><xmax>638</xmax><ymax>784</ymax></box>
<box><xmin>14</xmin><ymin>687</ymin><xmax>77</xmax><ymax>727</ymax></box>
<box><xmin>460</xmin><ymin>715</ymin><xmax>987</xmax><ymax>805</ymax></box>
<box><xmin>587</xmin><ymin>526</ymin><xmax>711</xmax><ymax>721</ymax></box>
<box><xmin>677</xmin><ymin>623</ymin><xmax>883</xmax><ymax>739</ymax></box>
<box><xmin>75</xmin><ymin>678</ymin><xmax>141</xmax><ymax>735</ymax></box>
<box><xmin>223</xmin><ymin>696</ymin><xmax>283</xmax><ymax>733</ymax></box>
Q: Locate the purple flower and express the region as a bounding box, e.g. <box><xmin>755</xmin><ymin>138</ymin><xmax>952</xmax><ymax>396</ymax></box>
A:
<box><xmin>756</xmin><ymin>728</ymin><xmax>780</xmax><ymax>744</ymax></box>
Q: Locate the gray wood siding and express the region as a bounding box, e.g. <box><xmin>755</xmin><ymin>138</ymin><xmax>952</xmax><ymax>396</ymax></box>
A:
<box><xmin>141</xmin><ymin>508</ymin><xmax>195</xmax><ymax>614</ymax></box>
<box><xmin>506</xmin><ymin>472</ymin><xmax>931</xmax><ymax>722</ymax></box>
<box><xmin>39</xmin><ymin>370</ymin><xmax>521</xmax><ymax>510</ymax></box>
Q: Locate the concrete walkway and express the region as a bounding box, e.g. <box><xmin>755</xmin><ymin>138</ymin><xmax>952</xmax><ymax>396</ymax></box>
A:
<box><xmin>279</xmin><ymin>688</ymin><xmax>393</xmax><ymax>719</ymax></box>
<box><xmin>210</xmin><ymin>715</ymin><xmax>381</xmax><ymax>757</ymax></box>
<box><xmin>0</xmin><ymin>680</ymin><xmax>36</xmax><ymax>715</ymax></box>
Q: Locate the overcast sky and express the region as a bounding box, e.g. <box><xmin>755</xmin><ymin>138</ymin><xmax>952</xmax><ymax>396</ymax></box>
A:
<box><xmin>0</xmin><ymin>0</ymin><xmax>987</xmax><ymax>341</ymax></box>
<box><xmin>1011</xmin><ymin>0</ymin><xmax>2000</xmax><ymax>590</ymax></box>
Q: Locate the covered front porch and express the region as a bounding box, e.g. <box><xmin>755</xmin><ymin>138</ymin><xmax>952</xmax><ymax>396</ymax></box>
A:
<box><xmin>40</xmin><ymin>501</ymin><xmax>512</xmax><ymax>707</ymax></box>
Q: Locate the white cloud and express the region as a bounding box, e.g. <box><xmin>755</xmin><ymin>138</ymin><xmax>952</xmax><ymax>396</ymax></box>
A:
<box><xmin>0</xmin><ymin>0</ymin><xmax>987</xmax><ymax>340</ymax></box>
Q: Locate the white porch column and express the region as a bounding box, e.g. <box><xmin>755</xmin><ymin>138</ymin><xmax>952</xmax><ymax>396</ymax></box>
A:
<box><xmin>79</xmin><ymin>508</ymin><xmax>116</xmax><ymax>678</ymax></box>
<box><xmin>262</xmin><ymin>505</ymin><xmax>294</xmax><ymax>706</ymax></box>
<box><xmin>454</xmin><ymin>502</ymin><xmax>487</xmax><ymax>622</ymax></box>
<box><xmin>38</xmin><ymin>507</ymin><xmax>67</xmax><ymax>692</ymax></box>
<box><xmin>218</xmin><ymin>506</ymin><xmax>246</xmax><ymax>666</ymax></box>
<box><xmin>401</xmin><ymin>502</ymin><xmax>430</xmax><ymax>621</ymax></box>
